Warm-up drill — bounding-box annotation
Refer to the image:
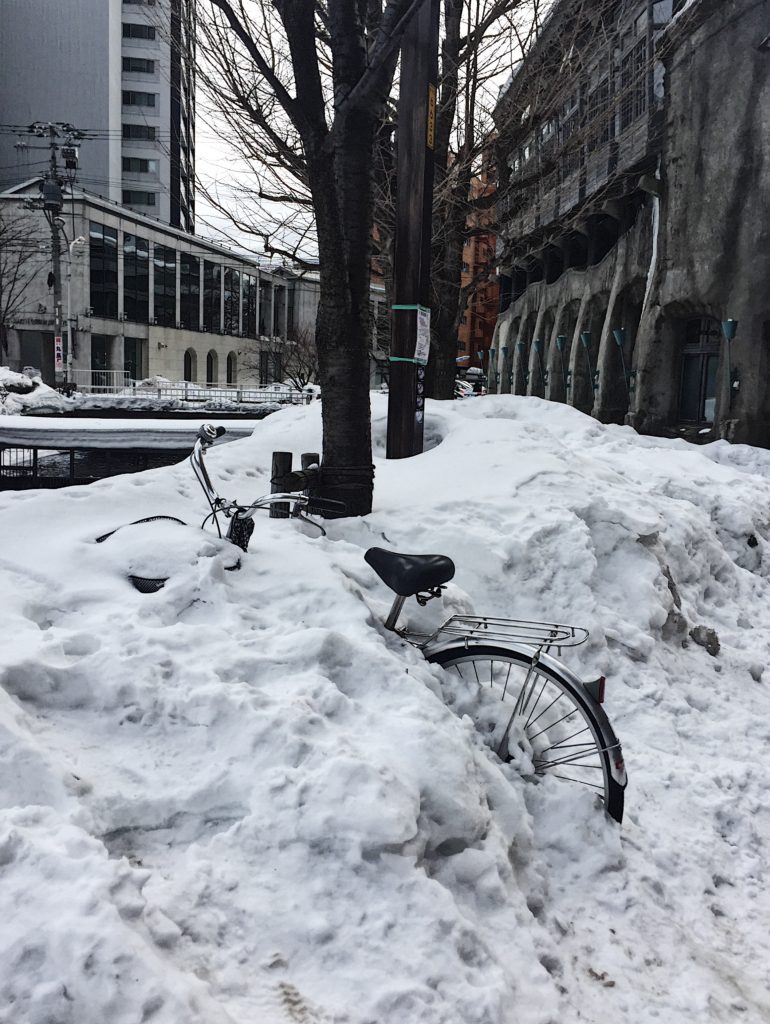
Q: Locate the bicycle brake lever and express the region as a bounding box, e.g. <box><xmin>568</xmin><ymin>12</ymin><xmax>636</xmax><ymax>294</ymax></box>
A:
<box><xmin>292</xmin><ymin>509</ymin><xmax>327</xmax><ymax>536</ymax></box>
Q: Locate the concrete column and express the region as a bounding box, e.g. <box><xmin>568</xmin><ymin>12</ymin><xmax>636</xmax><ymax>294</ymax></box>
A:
<box><xmin>148</xmin><ymin>241</ymin><xmax>155</xmax><ymax>324</ymax></box>
<box><xmin>257</xmin><ymin>268</ymin><xmax>264</xmax><ymax>335</ymax></box>
<box><xmin>198</xmin><ymin>258</ymin><xmax>204</xmax><ymax>331</ymax></box>
<box><xmin>117</xmin><ymin>228</ymin><xmax>125</xmax><ymax>320</ymax></box>
<box><xmin>175</xmin><ymin>250</ymin><xmax>181</xmax><ymax>328</ymax></box>
<box><xmin>219</xmin><ymin>263</ymin><xmax>225</xmax><ymax>334</ymax></box>
<box><xmin>238</xmin><ymin>270</ymin><xmax>243</xmax><ymax>337</ymax></box>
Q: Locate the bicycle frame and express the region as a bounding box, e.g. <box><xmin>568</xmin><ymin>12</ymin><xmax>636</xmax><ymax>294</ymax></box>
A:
<box><xmin>190</xmin><ymin>427</ymin><xmax>345</xmax><ymax>549</ymax></box>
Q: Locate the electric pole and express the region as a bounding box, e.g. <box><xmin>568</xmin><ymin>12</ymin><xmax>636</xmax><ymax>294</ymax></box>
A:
<box><xmin>25</xmin><ymin>122</ymin><xmax>82</xmax><ymax>385</ymax></box>
<box><xmin>48</xmin><ymin>125</ymin><xmax>64</xmax><ymax>383</ymax></box>
<box><xmin>386</xmin><ymin>0</ymin><xmax>441</xmax><ymax>459</ymax></box>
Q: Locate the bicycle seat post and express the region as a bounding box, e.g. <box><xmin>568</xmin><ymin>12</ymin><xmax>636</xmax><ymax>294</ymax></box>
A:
<box><xmin>384</xmin><ymin>594</ymin><xmax>406</xmax><ymax>632</ymax></box>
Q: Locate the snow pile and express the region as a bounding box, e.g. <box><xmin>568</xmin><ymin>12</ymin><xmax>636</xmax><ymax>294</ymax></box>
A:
<box><xmin>0</xmin><ymin>366</ymin><xmax>70</xmax><ymax>416</ymax></box>
<box><xmin>1</xmin><ymin>394</ymin><xmax>769</xmax><ymax>1023</ymax></box>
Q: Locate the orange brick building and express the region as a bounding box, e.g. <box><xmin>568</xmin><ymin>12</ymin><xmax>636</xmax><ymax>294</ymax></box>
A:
<box><xmin>457</xmin><ymin>169</ymin><xmax>499</xmax><ymax>379</ymax></box>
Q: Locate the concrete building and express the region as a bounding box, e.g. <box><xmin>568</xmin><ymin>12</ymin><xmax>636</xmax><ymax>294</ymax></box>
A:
<box><xmin>0</xmin><ymin>183</ymin><xmax>295</xmax><ymax>387</ymax></box>
<box><xmin>0</xmin><ymin>183</ymin><xmax>389</xmax><ymax>391</ymax></box>
<box><xmin>0</xmin><ymin>0</ymin><xmax>195</xmax><ymax>232</ymax></box>
<box><xmin>491</xmin><ymin>0</ymin><xmax>770</xmax><ymax>446</ymax></box>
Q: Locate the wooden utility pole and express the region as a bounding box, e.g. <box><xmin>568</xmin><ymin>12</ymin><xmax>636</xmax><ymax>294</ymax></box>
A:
<box><xmin>386</xmin><ymin>0</ymin><xmax>440</xmax><ymax>459</ymax></box>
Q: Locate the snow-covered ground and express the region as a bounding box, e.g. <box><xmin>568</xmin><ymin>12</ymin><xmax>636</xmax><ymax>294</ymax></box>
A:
<box><xmin>1</xmin><ymin>394</ymin><xmax>768</xmax><ymax>1024</ymax></box>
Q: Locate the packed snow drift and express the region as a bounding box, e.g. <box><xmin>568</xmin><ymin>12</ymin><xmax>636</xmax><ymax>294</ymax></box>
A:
<box><xmin>0</xmin><ymin>394</ymin><xmax>768</xmax><ymax>1024</ymax></box>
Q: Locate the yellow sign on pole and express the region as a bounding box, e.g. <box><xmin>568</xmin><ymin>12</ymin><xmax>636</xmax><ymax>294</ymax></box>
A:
<box><xmin>426</xmin><ymin>83</ymin><xmax>436</xmax><ymax>150</ymax></box>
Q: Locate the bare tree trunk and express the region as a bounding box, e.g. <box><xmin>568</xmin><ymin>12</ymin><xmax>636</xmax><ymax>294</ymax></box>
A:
<box><xmin>308</xmin><ymin>119</ymin><xmax>377</xmax><ymax>514</ymax></box>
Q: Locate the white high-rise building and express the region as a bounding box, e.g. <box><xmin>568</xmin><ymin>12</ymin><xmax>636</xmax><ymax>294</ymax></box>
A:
<box><xmin>0</xmin><ymin>0</ymin><xmax>195</xmax><ymax>232</ymax></box>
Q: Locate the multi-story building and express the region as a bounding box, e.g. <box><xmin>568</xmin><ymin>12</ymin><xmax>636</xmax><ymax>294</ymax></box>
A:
<box><xmin>491</xmin><ymin>0</ymin><xmax>770</xmax><ymax>447</ymax></box>
<box><xmin>0</xmin><ymin>183</ymin><xmax>389</xmax><ymax>391</ymax></box>
<box><xmin>0</xmin><ymin>0</ymin><xmax>195</xmax><ymax>232</ymax></box>
<box><xmin>457</xmin><ymin>170</ymin><xmax>500</xmax><ymax>378</ymax></box>
<box><xmin>0</xmin><ymin>183</ymin><xmax>292</xmax><ymax>387</ymax></box>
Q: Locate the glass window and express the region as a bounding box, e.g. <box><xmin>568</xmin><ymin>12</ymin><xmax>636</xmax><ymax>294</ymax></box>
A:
<box><xmin>273</xmin><ymin>285</ymin><xmax>284</xmax><ymax>336</ymax></box>
<box><xmin>226</xmin><ymin>351</ymin><xmax>237</xmax><ymax>384</ymax></box>
<box><xmin>620</xmin><ymin>39</ymin><xmax>648</xmax><ymax>131</ymax></box>
<box><xmin>258</xmin><ymin>281</ymin><xmax>271</xmax><ymax>336</ymax></box>
<box><xmin>122</xmin><ymin>157</ymin><xmax>158</xmax><ymax>173</ymax></box>
<box><xmin>122</xmin><ymin>123</ymin><xmax>156</xmax><ymax>140</ymax></box>
<box><xmin>203</xmin><ymin>261</ymin><xmax>221</xmax><ymax>333</ymax></box>
<box><xmin>122</xmin><ymin>23</ymin><xmax>156</xmax><ymax>39</ymax></box>
<box><xmin>243</xmin><ymin>274</ymin><xmax>258</xmax><ymax>338</ymax></box>
<box><xmin>180</xmin><ymin>253</ymin><xmax>200</xmax><ymax>331</ymax></box>
<box><xmin>124</xmin><ymin>337</ymin><xmax>147</xmax><ymax>380</ymax></box>
<box><xmin>122</xmin><ymin>90</ymin><xmax>156</xmax><ymax>107</ymax></box>
<box><xmin>206</xmin><ymin>350</ymin><xmax>218</xmax><ymax>384</ymax></box>
<box><xmin>123</xmin><ymin>234</ymin><xmax>150</xmax><ymax>323</ymax></box>
<box><xmin>154</xmin><ymin>245</ymin><xmax>176</xmax><ymax>327</ymax></box>
<box><xmin>183</xmin><ymin>348</ymin><xmax>197</xmax><ymax>382</ymax></box>
<box><xmin>678</xmin><ymin>318</ymin><xmax>721</xmax><ymax>425</ymax></box>
<box><xmin>122</xmin><ymin>190</ymin><xmax>156</xmax><ymax>205</ymax></box>
<box><xmin>89</xmin><ymin>221</ymin><xmax>118</xmax><ymax>319</ymax></box>
<box><xmin>122</xmin><ymin>57</ymin><xmax>155</xmax><ymax>73</ymax></box>
<box><xmin>560</xmin><ymin>107</ymin><xmax>582</xmax><ymax>177</ymax></box>
<box><xmin>587</xmin><ymin>79</ymin><xmax>611</xmax><ymax>151</ymax></box>
<box><xmin>224</xmin><ymin>268</ymin><xmax>240</xmax><ymax>334</ymax></box>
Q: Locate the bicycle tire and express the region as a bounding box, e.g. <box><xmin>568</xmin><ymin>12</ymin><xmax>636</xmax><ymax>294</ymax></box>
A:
<box><xmin>426</xmin><ymin>643</ymin><xmax>626</xmax><ymax>823</ymax></box>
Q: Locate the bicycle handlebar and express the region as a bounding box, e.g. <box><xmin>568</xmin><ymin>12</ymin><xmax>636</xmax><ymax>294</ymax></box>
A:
<box><xmin>305</xmin><ymin>496</ymin><xmax>347</xmax><ymax>515</ymax></box>
<box><xmin>190</xmin><ymin>424</ymin><xmax>347</xmax><ymax>542</ymax></box>
<box><xmin>198</xmin><ymin>423</ymin><xmax>226</xmax><ymax>446</ymax></box>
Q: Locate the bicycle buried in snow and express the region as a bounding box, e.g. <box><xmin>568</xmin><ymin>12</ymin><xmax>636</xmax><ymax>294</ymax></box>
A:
<box><xmin>136</xmin><ymin>424</ymin><xmax>628</xmax><ymax>823</ymax></box>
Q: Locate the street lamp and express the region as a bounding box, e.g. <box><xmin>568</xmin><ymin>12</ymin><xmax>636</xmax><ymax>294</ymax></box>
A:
<box><xmin>66</xmin><ymin>236</ymin><xmax>87</xmax><ymax>386</ymax></box>
<box><xmin>721</xmin><ymin>318</ymin><xmax>739</xmax><ymax>404</ymax></box>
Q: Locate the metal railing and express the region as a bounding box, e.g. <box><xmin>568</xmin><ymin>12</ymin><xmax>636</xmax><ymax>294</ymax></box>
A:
<box><xmin>150</xmin><ymin>382</ymin><xmax>313</xmax><ymax>405</ymax></box>
<box><xmin>64</xmin><ymin>372</ymin><xmax>314</xmax><ymax>405</ymax></box>
<box><xmin>69</xmin><ymin>369</ymin><xmax>132</xmax><ymax>393</ymax></box>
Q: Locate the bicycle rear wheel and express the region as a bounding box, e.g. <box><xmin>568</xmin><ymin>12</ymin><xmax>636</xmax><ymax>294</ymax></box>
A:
<box><xmin>426</xmin><ymin>643</ymin><xmax>625</xmax><ymax>823</ymax></box>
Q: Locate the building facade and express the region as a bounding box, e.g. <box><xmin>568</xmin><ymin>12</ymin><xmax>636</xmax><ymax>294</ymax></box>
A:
<box><xmin>0</xmin><ymin>0</ymin><xmax>195</xmax><ymax>232</ymax></box>
<box><xmin>0</xmin><ymin>185</ymin><xmax>293</xmax><ymax>388</ymax></box>
<box><xmin>0</xmin><ymin>184</ymin><xmax>389</xmax><ymax>391</ymax></box>
<box><xmin>457</xmin><ymin>171</ymin><xmax>500</xmax><ymax>376</ymax></box>
<box><xmin>491</xmin><ymin>0</ymin><xmax>770</xmax><ymax>446</ymax></box>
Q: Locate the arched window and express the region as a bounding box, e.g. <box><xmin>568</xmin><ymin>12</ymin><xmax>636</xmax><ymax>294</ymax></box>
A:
<box><xmin>226</xmin><ymin>351</ymin><xmax>237</xmax><ymax>385</ymax></box>
<box><xmin>206</xmin><ymin>349</ymin><xmax>218</xmax><ymax>385</ymax></box>
<box><xmin>183</xmin><ymin>348</ymin><xmax>197</xmax><ymax>382</ymax></box>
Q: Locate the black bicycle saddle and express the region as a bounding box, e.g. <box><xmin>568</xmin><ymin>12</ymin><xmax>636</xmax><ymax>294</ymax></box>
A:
<box><xmin>365</xmin><ymin>547</ymin><xmax>455</xmax><ymax>597</ymax></box>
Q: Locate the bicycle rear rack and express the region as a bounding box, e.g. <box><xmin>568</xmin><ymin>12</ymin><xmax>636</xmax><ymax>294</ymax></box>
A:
<box><xmin>415</xmin><ymin>614</ymin><xmax>589</xmax><ymax>653</ymax></box>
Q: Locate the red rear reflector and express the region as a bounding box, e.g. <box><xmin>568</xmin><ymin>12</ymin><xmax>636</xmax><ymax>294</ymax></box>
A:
<box><xmin>597</xmin><ymin>675</ymin><xmax>606</xmax><ymax>703</ymax></box>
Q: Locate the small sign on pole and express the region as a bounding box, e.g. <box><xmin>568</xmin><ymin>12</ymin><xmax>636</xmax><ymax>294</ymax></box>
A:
<box><xmin>54</xmin><ymin>336</ymin><xmax>64</xmax><ymax>372</ymax></box>
<box><xmin>415</xmin><ymin>306</ymin><xmax>431</xmax><ymax>364</ymax></box>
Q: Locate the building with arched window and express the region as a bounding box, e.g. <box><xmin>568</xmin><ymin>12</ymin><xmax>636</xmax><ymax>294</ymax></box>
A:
<box><xmin>492</xmin><ymin>0</ymin><xmax>770</xmax><ymax>447</ymax></box>
<box><xmin>0</xmin><ymin>185</ymin><xmax>388</xmax><ymax>393</ymax></box>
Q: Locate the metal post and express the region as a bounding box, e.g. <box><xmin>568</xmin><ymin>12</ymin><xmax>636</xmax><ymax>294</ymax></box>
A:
<box><xmin>386</xmin><ymin>0</ymin><xmax>440</xmax><ymax>459</ymax></box>
<box><xmin>270</xmin><ymin>451</ymin><xmax>292</xmax><ymax>519</ymax></box>
<box><xmin>51</xmin><ymin>218</ymin><xmax>63</xmax><ymax>385</ymax></box>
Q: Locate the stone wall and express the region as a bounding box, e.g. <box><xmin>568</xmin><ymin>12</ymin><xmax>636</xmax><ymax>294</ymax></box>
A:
<box><xmin>493</xmin><ymin>199</ymin><xmax>655</xmax><ymax>424</ymax></box>
<box><xmin>633</xmin><ymin>0</ymin><xmax>770</xmax><ymax>444</ymax></box>
<box><xmin>493</xmin><ymin>0</ymin><xmax>770</xmax><ymax>447</ymax></box>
